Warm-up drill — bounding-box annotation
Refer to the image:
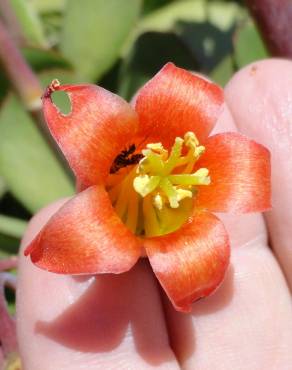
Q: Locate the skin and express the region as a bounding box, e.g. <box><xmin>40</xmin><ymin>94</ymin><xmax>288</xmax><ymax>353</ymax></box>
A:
<box><xmin>17</xmin><ymin>59</ymin><xmax>292</xmax><ymax>370</ymax></box>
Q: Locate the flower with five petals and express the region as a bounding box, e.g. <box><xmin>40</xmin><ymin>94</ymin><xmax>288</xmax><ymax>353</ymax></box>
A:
<box><xmin>24</xmin><ymin>63</ymin><xmax>271</xmax><ymax>312</ymax></box>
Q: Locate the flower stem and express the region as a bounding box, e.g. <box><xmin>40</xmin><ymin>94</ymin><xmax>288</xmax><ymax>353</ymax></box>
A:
<box><xmin>245</xmin><ymin>0</ymin><xmax>292</xmax><ymax>57</ymax></box>
<box><xmin>0</xmin><ymin>19</ymin><xmax>42</xmax><ymax>111</ymax></box>
<box><xmin>0</xmin><ymin>0</ymin><xmax>26</xmax><ymax>46</ymax></box>
<box><xmin>0</xmin><ymin>20</ymin><xmax>72</xmax><ymax>177</ymax></box>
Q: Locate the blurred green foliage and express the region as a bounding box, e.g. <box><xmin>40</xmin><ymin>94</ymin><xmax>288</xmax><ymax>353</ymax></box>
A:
<box><xmin>0</xmin><ymin>0</ymin><xmax>268</xmax><ymax>259</ymax></box>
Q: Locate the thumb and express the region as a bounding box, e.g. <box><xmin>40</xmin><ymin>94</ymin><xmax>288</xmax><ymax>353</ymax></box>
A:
<box><xmin>17</xmin><ymin>199</ymin><xmax>179</xmax><ymax>370</ymax></box>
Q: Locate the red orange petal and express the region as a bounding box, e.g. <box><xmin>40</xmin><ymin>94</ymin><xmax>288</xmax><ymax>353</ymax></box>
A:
<box><xmin>144</xmin><ymin>211</ymin><xmax>230</xmax><ymax>312</ymax></box>
<box><xmin>24</xmin><ymin>186</ymin><xmax>142</xmax><ymax>274</ymax></box>
<box><xmin>134</xmin><ymin>63</ymin><xmax>223</xmax><ymax>148</ymax></box>
<box><xmin>43</xmin><ymin>83</ymin><xmax>138</xmax><ymax>188</ymax></box>
<box><xmin>195</xmin><ymin>132</ymin><xmax>271</xmax><ymax>213</ymax></box>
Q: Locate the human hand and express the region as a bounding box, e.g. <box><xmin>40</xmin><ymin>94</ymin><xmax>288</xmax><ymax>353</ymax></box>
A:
<box><xmin>17</xmin><ymin>59</ymin><xmax>292</xmax><ymax>370</ymax></box>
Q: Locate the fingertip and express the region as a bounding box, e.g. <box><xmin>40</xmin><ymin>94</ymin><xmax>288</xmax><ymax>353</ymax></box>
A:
<box><xmin>225</xmin><ymin>57</ymin><xmax>292</xmax><ymax>288</ymax></box>
<box><xmin>226</xmin><ymin>58</ymin><xmax>292</xmax><ymax>91</ymax></box>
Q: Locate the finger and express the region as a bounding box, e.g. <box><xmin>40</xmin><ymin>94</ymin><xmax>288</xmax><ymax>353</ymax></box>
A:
<box><xmin>17</xmin><ymin>200</ymin><xmax>180</xmax><ymax>370</ymax></box>
<box><xmin>225</xmin><ymin>58</ymin><xmax>292</xmax><ymax>288</ymax></box>
<box><xmin>210</xmin><ymin>106</ymin><xmax>267</xmax><ymax>247</ymax></box>
<box><xmin>165</xmin><ymin>102</ymin><xmax>292</xmax><ymax>369</ymax></box>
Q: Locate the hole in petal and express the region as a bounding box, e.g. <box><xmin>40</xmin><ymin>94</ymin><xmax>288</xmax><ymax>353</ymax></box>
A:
<box><xmin>51</xmin><ymin>90</ymin><xmax>72</xmax><ymax>115</ymax></box>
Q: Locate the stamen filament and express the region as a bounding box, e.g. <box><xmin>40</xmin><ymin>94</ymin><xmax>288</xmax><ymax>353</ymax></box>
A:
<box><xmin>159</xmin><ymin>178</ymin><xmax>179</xmax><ymax>208</ymax></box>
<box><xmin>169</xmin><ymin>170</ymin><xmax>210</xmax><ymax>186</ymax></box>
<box><xmin>115</xmin><ymin>167</ymin><xmax>136</xmax><ymax>219</ymax></box>
<box><xmin>126</xmin><ymin>188</ymin><xmax>139</xmax><ymax>233</ymax></box>
<box><xmin>163</xmin><ymin>137</ymin><xmax>184</xmax><ymax>174</ymax></box>
<box><xmin>143</xmin><ymin>195</ymin><xmax>161</xmax><ymax>237</ymax></box>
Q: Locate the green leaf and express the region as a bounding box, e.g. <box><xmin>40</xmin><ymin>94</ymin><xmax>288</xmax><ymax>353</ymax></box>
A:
<box><xmin>173</xmin><ymin>2</ymin><xmax>244</xmax><ymax>74</ymax></box>
<box><xmin>28</xmin><ymin>0</ymin><xmax>65</xmax><ymax>13</ymax></box>
<box><xmin>0</xmin><ymin>215</ymin><xmax>27</xmax><ymax>239</ymax></box>
<box><xmin>0</xmin><ymin>234</ymin><xmax>19</xmax><ymax>255</ymax></box>
<box><xmin>176</xmin><ymin>20</ymin><xmax>234</xmax><ymax>73</ymax></box>
<box><xmin>60</xmin><ymin>0</ymin><xmax>142</xmax><ymax>81</ymax></box>
<box><xmin>131</xmin><ymin>0</ymin><xmax>243</xmax><ymax>43</ymax></box>
<box><xmin>22</xmin><ymin>47</ymin><xmax>71</xmax><ymax>71</ymax></box>
<box><xmin>208</xmin><ymin>1</ymin><xmax>244</xmax><ymax>31</ymax></box>
<box><xmin>118</xmin><ymin>32</ymin><xmax>197</xmax><ymax>100</ymax></box>
<box><xmin>0</xmin><ymin>94</ymin><xmax>74</xmax><ymax>213</ymax></box>
<box><xmin>7</xmin><ymin>301</ymin><xmax>16</xmax><ymax>316</ymax></box>
<box><xmin>234</xmin><ymin>19</ymin><xmax>268</xmax><ymax>68</ymax></box>
<box><xmin>126</xmin><ymin>0</ymin><xmax>244</xmax><ymax>75</ymax></box>
<box><xmin>142</xmin><ymin>0</ymin><xmax>175</xmax><ymax>15</ymax></box>
<box><xmin>11</xmin><ymin>0</ymin><xmax>47</xmax><ymax>47</ymax></box>
<box><xmin>0</xmin><ymin>177</ymin><xmax>6</xmax><ymax>198</ymax></box>
<box><xmin>39</xmin><ymin>69</ymin><xmax>77</xmax><ymax>86</ymax></box>
<box><xmin>209</xmin><ymin>54</ymin><xmax>234</xmax><ymax>86</ymax></box>
<box><xmin>136</xmin><ymin>0</ymin><xmax>206</xmax><ymax>35</ymax></box>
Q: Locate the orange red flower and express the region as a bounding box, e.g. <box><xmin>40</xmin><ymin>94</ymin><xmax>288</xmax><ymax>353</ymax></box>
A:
<box><xmin>24</xmin><ymin>63</ymin><xmax>271</xmax><ymax>312</ymax></box>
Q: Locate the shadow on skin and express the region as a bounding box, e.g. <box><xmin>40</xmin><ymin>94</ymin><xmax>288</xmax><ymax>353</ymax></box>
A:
<box><xmin>35</xmin><ymin>260</ymin><xmax>234</xmax><ymax>366</ymax></box>
<box><xmin>192</xmin><ymin>264</ymin><xmax>235</xmax><ymax>316</ymax></box>
<box><xmin>164</xmin><ymin>264</ymin><xmax>234</xmax><ymax>363</ymax></box>
<box><xmin>35</xmin><ymin>260</ymin><xmax>175</xmax><ymax>366</ymax></box>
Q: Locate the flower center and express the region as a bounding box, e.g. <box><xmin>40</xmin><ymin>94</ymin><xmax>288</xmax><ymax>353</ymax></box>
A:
<box><xmin>106</xmin><ymin>132</ymin><xmax>210</xmax><ymax>237</ymax></box>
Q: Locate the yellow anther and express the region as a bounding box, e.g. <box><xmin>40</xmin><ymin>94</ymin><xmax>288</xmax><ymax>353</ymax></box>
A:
<box><xmin>184</xmin><ymin>131</ymin><xmax>199</xmax><ymax>148</ymax></box>
<box><xmin>146</xmin><ymin>143</ymin><xmax>168</xmax><ymax>159</ymax></box>
<box><xmin>147</xmin><ymin>143</ymin><xmax>164</xmax><ymax>151</ymax></box>
<box><xmin>133</xmin><ymin>174</ymin><xmax>160</xmax><ymax>197</ymax></box>
<box><xmin>176</xmin><ymin>188</ymin><xmax>193</xmax><ymax>202</ymax></box>
<box><xmin>194</xmin><ymin>168</ymin><xmax>209</xmax><ymax>177</ymax></box>
<box><xmin>153</xmin><ymin>193</ymin><xmax>164</xmax><ymax>210</ymax></box>
<box><xmin>195</xmin><ymin>145</ymin><xmax>205</xmax><ymax>157</ymax></box>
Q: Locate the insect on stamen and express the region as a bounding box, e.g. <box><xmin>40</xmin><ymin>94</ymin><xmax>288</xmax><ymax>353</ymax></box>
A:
<box><xmin>110</xmin><ymin>144</ymin><xmax>143</xmax><ymax>174</ymax></box>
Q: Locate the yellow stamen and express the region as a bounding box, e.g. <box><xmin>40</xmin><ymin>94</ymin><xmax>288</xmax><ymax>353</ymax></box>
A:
<box><xmin>176</xmin><ymin>188</ymin><xmax>193</xmax><ymax>202</ymax></box>
<box><xmin>143</xmin><ymin>195</ymin><xmax>161</xmax><ymax>237</ymax></box>
<box><xmin>133</xmin><ymin>175</ymin><xmax>160</xmax><ymax>197</ymax></box>
<box><xmin>159</xmin><ymin>178</ymin><xmax>180</xmax><ymax>208</ymax></box>
<box><xmin>126</xmin><ymin>189</ymin><xmax>139</xmax><ymax>233</ymax></box>
<box><xmin>153</xmin><ymin>193</ymin><xmax>164</xmax><ymax>210</ymax></box>
<box><xmin>114</xmin><ymin>167</ymin><xmax>136</xmax><ymax>220</ymax></box>
<box><xmin>106</xmin><ymin>131</ymin><xmax>210</xmax><ymax>237</ymax></box>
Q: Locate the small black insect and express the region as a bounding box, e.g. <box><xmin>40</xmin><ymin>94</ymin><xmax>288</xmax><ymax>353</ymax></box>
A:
<box><xmin>110</xmin><ymin>144</ymin><xmax>143</xmax><ymax>174</ymax></box>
